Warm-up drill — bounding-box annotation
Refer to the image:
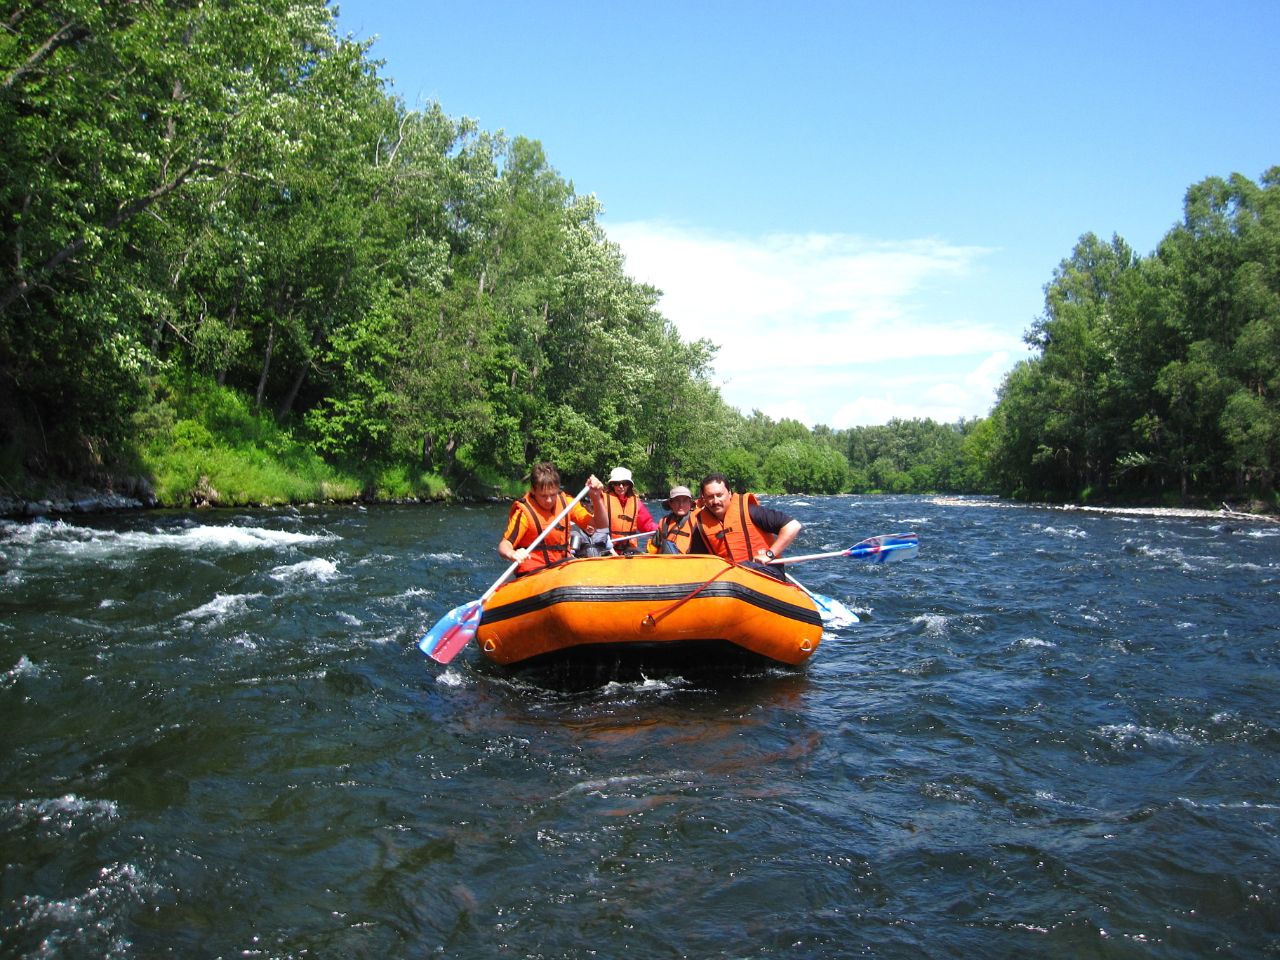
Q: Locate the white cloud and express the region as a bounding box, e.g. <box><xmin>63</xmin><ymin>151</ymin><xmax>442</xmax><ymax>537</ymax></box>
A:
<box><xmin>607</xmin><ymin>220</ymin><xmax>1027</xmax><ymax>428</ymax></box>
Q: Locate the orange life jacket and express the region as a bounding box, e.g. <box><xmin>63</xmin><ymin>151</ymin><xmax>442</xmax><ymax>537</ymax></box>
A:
<box><xmin>605</xmin><ymin>490</ymin><xmax>640</xmax><ymax>539</ymax></box>
<box><xmin>693</xmin><ymin>492</ymin><xmax>775</xmax><ymax>563</ymax></box>
<box><xmin>510</xmin><ymin>491</ymin><xmax>574</xmax><ymax>574</ymax></box>
<box><xmin>648</xmin><ymin>511</ymin><xmax>696</xmax><ymax>554</ymax></box>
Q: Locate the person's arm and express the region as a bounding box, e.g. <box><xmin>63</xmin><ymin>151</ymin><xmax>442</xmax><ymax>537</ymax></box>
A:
<box><xmin>749</xmin><ymin>505</ymin><xmax>801</xmax><ymax>563</ymax></box>
<box><xmin>582</xmin><ymin>475</ymin><xmax>606</xmax><ymax>531</ymax></box>
<box><xmin>636</xmin><ymin>501</ymin><xmax>658</xmax><ymax>533</ymax></box>
<box><xmin>498</xmin><ymin>537</ymin><xmax>529</xmax><ymax>564</ymax></box>
<box><xmin>498</xmin><ymin>509</ymin><xmax>529</xmax><ymax>563</ymax></box>
<box><xmin>758</xmin><ymin>518</ymin><xmax>801</xmax><ymax>562</ymax></box>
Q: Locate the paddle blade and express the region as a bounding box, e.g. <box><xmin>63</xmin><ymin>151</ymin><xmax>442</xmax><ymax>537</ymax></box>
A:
<box><xmin>418</xmin><ymin>600</ymin><xmax>482</xmax><ymax>664</ymax></box>
<box><xmin>847</xmin><ymin>533</ymin><xmax>919</xmax><ymax>563</ymax></box>
<box><xmin>785</xmin><ymin>573</ymin><xmax>861</xmax><ymax>626</ymax></box>
<box><xmin>811</xmin><ymin>592</ymin><xmax>861</xmax><ymax>626</ymax></box>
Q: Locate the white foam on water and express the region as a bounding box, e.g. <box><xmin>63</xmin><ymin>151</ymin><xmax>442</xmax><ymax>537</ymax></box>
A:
<box><xmin>912</xmin><ymin>613</ymin><xmax>951</xmax><ymax>637</ymax></box>
<box><xmin>601</xmin><ymin>675</ymin><xmax>685</xmax><ymax>697</ymax></box>
<box><xmin>1127</xmin><ymin>541</ymin><xmax>1201</xmax><ymax>573</ymax></box>
<box><xmin>820</xmin><ymin>610</ymin><xmax>860</xmax><ymax>629</ymax></box>
<box><xmin>1014</xmin><ymin>637</ymin><xmax>1056</xmax><ymax>649</ymax></box>
<box><xmin>2</xmin><ymin>654</ymin><xmax>44</xmax><ymax>688</ymax></box>
<box><xmin>1042</xmin><ymin>525</ymin><xmax>1088</xmax><ymax>539</ymax></box>
<box><xmin>269</xmin><ymin>557</ymin><xmax>340</xmax><ymax>582</ymax></box>
<box><xmin>435</xmin><ymin>668</ymin><xmax>470</xmax><ymax>687</ymax></box>
<box><xmin>1177</xmin><ymin>797</ymin><xmax>1280</xmax><ymax>811</ymax></box>
<box><xmin>179</xmin><ymin>592</ymin><xmax>263</xmax><ymax>623</ymax></box>
<box><xmin>9</xmin><ymin>792</ymin><xmax>120</xmax><ymax>830</ymax></box>
<box><xmin>1094</xmin><ymin>723</ymin><xmax>1196</xmax><ymax>750</ymax></box>
<box><xmin>2</xmin><ymin>518</ymin><xmax>334</xmax><ymax>561</ymax></box>
<box><xmin>558</xmin><ymin>770</ymin><xmax>697</xmax><ymax>798</ymax></box>
<box><xmin>154</xmin><ymin>524</ymin><xmax>332</xmax><ymax>551</ymax></box>
<box><xmin>230</xmin><ymin>633</ymin><xmax>260</xmax><ymax>652</ymax></box>
<box><xmin>13</xmin><ymin>860</ymin><xmax>156</xmax><ymax>957</ymax></box>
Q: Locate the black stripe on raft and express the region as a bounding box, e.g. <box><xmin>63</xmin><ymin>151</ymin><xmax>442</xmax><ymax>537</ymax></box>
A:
<box><xmin>478</xmin><ymin>581</ymin><xmax>823</xmax><ymax>628</ymax></box>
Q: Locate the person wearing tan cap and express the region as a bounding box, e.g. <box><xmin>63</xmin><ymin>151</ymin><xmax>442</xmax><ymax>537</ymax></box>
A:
<box><xmin>648</xmin><ymin>485</ymin><xmax>697</xmax><ymax>554</ymax></box>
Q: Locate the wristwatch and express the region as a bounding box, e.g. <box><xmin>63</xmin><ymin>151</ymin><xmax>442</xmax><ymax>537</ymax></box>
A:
<box><xmin>764</xmin><ymin>549</ymin><xmax>775</xmax><ymax>560</ymax></box>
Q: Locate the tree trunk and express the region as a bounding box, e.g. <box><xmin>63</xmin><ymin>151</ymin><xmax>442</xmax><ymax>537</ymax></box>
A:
<box><xmin>255</xmin><ymin>321</ymin><xmax>276</xmax><ymax>410</ymax></box>
<box><xmin>277</xmin><ymin>360</ymin><xmax>307</xmax><ymax>420</ymax></box>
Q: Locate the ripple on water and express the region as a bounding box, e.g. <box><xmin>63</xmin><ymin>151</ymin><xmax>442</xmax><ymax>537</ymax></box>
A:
<box><xmin>2</xmin><ymin>499</ymin><xmax>1279</xmax><ymax>957</ymax></box>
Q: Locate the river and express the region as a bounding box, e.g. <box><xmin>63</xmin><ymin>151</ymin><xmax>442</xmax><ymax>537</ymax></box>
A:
<box><xmin>1</xmin><ymin>495</ymin><xmax>1277</xmax><ymax>958</ymax></box>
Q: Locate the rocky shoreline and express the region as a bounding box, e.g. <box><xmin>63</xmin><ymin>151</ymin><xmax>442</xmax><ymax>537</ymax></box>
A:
<box><xmin>0</xmin><ymin>492</ymin><xmax>158</xmax><ymax>519</ymax></box>
<box><xmin>4</xmin><ymin>490</ymin><xmax>1275</xmax><ymax>523</ymax></box>
<box><xmin>0</xmin><ymin>488</ymin><xmax>481</xmax><ymax>520</ymax></box>
<box><xmin>928</xmin><ymin>496</ymin><xmax>1279</xmax><ymax>523</ymax></box>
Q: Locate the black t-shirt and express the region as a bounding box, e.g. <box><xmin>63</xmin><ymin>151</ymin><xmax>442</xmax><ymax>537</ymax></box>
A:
<box><xmin>688</xmin><ymin>504</ymin><xmax>793</xmax><ymax>555</ymax></box>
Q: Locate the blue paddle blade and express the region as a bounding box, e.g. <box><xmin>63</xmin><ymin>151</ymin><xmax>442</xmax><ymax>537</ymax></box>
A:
<box><xmin>785</xmin><ymin>573</ymin><xmax>861</xmax><ymax>626</ymax></box>
<box><xmin>419</xmin><ymin>600</ymin><xmax>482</xmax><ymax>663</ymax></box>
<box><xmin>848</xmin><ymin>533</ymin><xmax>919</xmax><ymax>563</ymax></box>
<box><xmin>811</xmin><ymin>591</ymin><xmax>860</xmax><ymax>626</ymax></box>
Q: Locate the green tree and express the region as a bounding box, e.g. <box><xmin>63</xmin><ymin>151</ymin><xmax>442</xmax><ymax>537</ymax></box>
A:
<box><xmin>0</xmin><ymin>0</ymin><xmax>348</xmax><ymax>473</ymax></box>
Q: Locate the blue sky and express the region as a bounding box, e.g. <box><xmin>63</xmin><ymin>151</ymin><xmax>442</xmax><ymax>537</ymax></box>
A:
<box><xmin>335</xmin><ymin>1</ymin><xmax>1279</xmax><ymax>429</ymax></box>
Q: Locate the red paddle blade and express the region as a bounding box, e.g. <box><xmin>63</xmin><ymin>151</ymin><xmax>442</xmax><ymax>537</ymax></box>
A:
<box><xmin>418</xmin><ymin>600</ymin><xmax>482</xmax><ymax>663</ymax></box>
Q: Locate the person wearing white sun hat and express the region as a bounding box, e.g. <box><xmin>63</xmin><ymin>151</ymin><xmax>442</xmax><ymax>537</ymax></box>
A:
<box><xmin>603</xmin><ymin>466</ymin><xmax>656</xmax><ymax>553</ymax></box>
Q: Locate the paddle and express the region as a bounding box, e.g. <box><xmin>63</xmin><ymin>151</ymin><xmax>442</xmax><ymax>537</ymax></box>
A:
<box><xmin>418</xmin><ymin>484</ymin><xmax>592</xmax><ymax>664</ymax></box>
<box><xmin>786</xmin><ymin>573</ymin><xmax>860</xmax><ymax>625</ymax></box>
<box><xmin>773</xmin><ymin>532</ymin><xmax>920</xmax><ymax>566</ymax></box>
<box><xmin>609</xmin><ymin>530</ymin><xmax>655</xmax><ymax>545</ymax></box>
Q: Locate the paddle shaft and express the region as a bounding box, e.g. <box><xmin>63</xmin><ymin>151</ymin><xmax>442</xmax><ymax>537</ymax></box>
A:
<box><xmin>772</xmin><ymin>534</ymin><xmax>919</xmax><ymax>566</ymax></box>
<box><xmin>772</xmin><ymin>548</ymin><xmax>858</xmax><ymax>564</ymax></box>
<box><xmin>610</xmin><ymin>530</ymin><xmax>655</xmax><ymax>544</ymax></box>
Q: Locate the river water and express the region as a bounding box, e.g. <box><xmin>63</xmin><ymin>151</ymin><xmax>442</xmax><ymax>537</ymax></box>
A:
<box><xmin>1</xmin><ymin>495</ymin><xmax>1277</xmax><ymax>958</ymax></box>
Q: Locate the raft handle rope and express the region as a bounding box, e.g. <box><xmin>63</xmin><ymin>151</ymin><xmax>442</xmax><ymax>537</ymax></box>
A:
<box><xmin>641</xmin><ymin>561</ymin><xmax>737</xmax><ymax>629</ymax></box>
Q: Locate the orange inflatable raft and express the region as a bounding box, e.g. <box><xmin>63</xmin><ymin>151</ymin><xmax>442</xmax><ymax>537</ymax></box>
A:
<box><xmin>474</xmin><ymin>554</ymin><xmax>824</xmax><ymax>668</ymax></box>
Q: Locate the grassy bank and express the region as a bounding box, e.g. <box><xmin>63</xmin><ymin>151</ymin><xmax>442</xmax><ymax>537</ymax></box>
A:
<box><xmin>1</xmin><ymin>378</ymin><xmax>463</xmax><ymax>510</ymax></box>
<box><xmin>138</xmin><ymin>379</ymin><xmax>460</xmax><ymax>507</ymax></box>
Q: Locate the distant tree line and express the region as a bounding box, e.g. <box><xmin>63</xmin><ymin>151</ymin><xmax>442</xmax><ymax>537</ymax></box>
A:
<box><xmin>980</xmin><ymin>171</ymin><xmax>1280</xmax><ymax>503</ymax></box>
<box><xmin>1</xmin><ymin>2</ymin><xmax>1274</xmax><ymax>505</ymax></box>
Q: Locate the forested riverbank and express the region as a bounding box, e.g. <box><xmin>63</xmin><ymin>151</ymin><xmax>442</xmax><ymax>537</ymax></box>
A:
<box><xmin>1</xmin><ymin>2</ymin><xmax>1275</xmax><ymax>511</ymax></box>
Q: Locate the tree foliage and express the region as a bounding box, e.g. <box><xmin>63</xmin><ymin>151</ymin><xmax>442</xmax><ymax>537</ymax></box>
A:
<box><xmin>984</xmin><ymin>169</ymin><xmax>1280</xmax><ymax>502</ymax></box>
<box><xmin>0</xmin><ymin>4</ymin><xmax>1273</xmax><ymax>506</ymax></box>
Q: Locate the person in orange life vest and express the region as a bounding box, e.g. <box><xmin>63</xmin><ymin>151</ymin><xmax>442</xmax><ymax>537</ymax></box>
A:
<box><xmin>647</xmin><ymin>485</ymin><xmax>696</xmax><ymax>554</ymax></box>
<box><xmin>498</xmin><ymin>462</ymin><xmax>607</xmax><ymax>575</ymax></box>
<box><xmin>688</xmin><ymin>472</ymin><xmax>800</xmax><ymax>580</ymax></box>
<box><xmin>603</xmin><ymin>466</ymin><xmax>657</xmax><ymax>554</ymax></box>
